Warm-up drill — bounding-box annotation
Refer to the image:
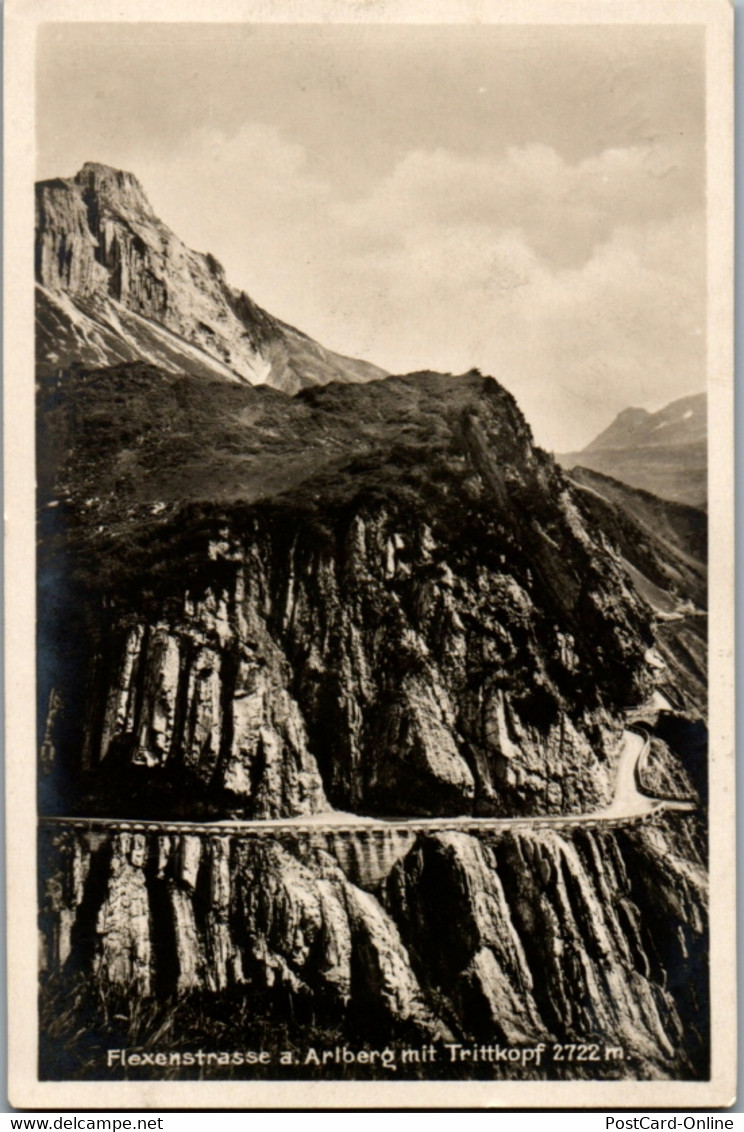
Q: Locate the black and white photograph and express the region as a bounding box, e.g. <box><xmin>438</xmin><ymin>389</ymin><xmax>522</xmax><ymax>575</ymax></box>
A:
<box><xmin>4</xmin><ymin>0</ymin><xmax>735</xmax><ymax>1110</ymax></box>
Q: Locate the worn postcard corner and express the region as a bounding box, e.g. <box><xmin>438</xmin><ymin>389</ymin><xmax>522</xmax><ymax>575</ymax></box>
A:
<box><xmin>4</xmin><ymin>0</ymin><xmax>735</xmax><ymax>1112</ymax></box>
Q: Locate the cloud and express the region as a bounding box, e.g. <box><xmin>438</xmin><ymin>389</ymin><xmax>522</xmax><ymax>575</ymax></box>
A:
<box><xmin>313</xmin><ymin>210</ymin><xmax>704</xmax><ymax>451</ymax></box>
<box><xmin>133</xmin><ymin>124</ymin><xmax>330</xmax><ymax>266</ymax></box>
<box><xmin>336</xmin><ymin>140</ymin><xmax>701</xmax><ymax>264</ymax></box>
<box><xmin>303</xmin><ymin>145</ymin><xmax>704</xmax><ymax>449</ymax></box>
<box><xmin>123</xmin><ymin>127</ymin><xmax>704</xmax><ymax>451</ymax></box>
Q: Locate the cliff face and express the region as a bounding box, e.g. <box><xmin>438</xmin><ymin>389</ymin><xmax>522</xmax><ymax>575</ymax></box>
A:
<box><xmin>53</xmin><ymin>523</ymin><xmax>613</xmax><ymax>819</ymax></box>
<box><xmin>41</xmin><ymin>828</ymin><xmax>436</xmax><ymax>1027</ymax></box>
<box><xmin>41</xmin><ymin>816</ymin><xmax>707</xmax><ymax>1078</ymax></box>
<box><xmin>76</xmin><ymin>568</ymin><xmax>329</xmax><ymax>819</ymax></box>
<box><xmin>388</xmin><ymin>822</ymin><xmax>707</xmax><ymax>1074</ymax></box>
<box><xmin>36</xmin><ymin>163</ymin><xmax>386</xmax><ymax>392</ymax></box>
<box><xmin>40</xmin><ymin>371</ymin><xmax>664</xmax><ymax>820</ymax></box>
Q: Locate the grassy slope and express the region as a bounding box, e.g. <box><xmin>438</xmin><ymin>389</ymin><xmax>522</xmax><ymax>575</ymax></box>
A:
<box><xmin>556</xmin><ymin>444</ymin><xmax>706</xmax><ymax>510</ymax></box>
<box><xmin>566</xmin><ymin>466</ymin><xmax>707</xmax><ymax>611</ymax></box>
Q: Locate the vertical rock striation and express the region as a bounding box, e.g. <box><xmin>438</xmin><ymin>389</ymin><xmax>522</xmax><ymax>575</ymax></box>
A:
<box><xmin>41</xmin><ymin>828</ymin><xmax>440</xmax><ymax>1035</ymax></box>
<box><xmin>41</xmin><ymin>372</ymin><xmax>668</xmax><ymax>819</ymax></box>
<box><xmin>48</xmin><ymin>506</ymin><xmax>639</xmax><ymax>819</ymax></box>
<box><xmin>41</xmin><ymin>817</ymin><xmax>707</xmax><ymax>1077</ymax></box>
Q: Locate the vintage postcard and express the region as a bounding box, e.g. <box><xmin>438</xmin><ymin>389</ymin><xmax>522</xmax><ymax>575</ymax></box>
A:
<box><xmin>4</xmin><ymin>0</ymin><xmax>735</xmax><ymax>1110</ymax></box>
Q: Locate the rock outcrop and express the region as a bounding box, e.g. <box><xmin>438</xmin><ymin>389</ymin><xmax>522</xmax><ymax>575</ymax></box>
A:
<box><xmin>41</xmin><ymin>817</ymin><xmax>708</xmax><ymax>1078</ymax></box>
<box><xmin>40</xmin><ymin>371</ymin><xmax>667</xmax><ymax>820</ymax></box>
<box><xmin>41</xmin><ymin>828</ymin><xmax>440</xmax><ymax>1034</ymax></box>
<box><xmin>386</xmin><ymin>823</ymin><xmax>707</xmax><ymax>1075</ymax></box>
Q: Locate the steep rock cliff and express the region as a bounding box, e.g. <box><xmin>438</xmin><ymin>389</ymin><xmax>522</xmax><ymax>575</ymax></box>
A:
<box><xmin>557</xmin><ymin>394</ymin><xmax>707</xmax><ymax>509</ymax></box>
<box><xmin>41</xmin><ymin>815</ymin><xmax>707</xmax><ymax>1079</ymax></box>
<box><xmin>40</xmin><ymin>827</ymin><xmax>440</xmax><ymax>1037</ymax></box>
<box><xmin>40</xmin><ymin>370</ymin><xmax>668</xmax><ymax>818</ymax></box>
<box><xmin>385</xmin><ymin>824</ymin><xmax>706</xmax><ymax>1076</ymax></box>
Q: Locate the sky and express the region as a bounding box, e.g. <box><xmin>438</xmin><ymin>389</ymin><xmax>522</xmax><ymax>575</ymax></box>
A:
<box><xmin>36</xmin><ymin>22</ymin><xmax>706</xmax><ymax>452</ymax></box>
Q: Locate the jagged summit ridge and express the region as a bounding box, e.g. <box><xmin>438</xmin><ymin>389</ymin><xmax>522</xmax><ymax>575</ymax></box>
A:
<box><xmin>35</xmin><ymin>162</ymin><xmax>386</xmax><ymax>393</ymax></box>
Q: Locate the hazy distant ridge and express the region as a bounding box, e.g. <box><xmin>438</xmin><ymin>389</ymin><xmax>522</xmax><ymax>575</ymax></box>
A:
<box><xmin>558</xmin><ymin>393</ymin><xmax>707</xmax><ymax>509</ymax></box>
<box><xmin>584</xmin><ymin>393</ymin><xmax>706</xmax><ymax>453</ymax></box>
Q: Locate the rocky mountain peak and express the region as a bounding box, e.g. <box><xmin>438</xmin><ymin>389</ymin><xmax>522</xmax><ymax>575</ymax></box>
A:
<box><xmin>35</xmin><ymin>162</ymin><xmax>387</xmax><ymax>393</ymax></box>
<box><xmin>73</xmin><ymin>161</ymin><xmax>155</xmax><ymax>219</ymax></box>
<box><xmin>583</xmin><ymin>394</ymin><xmax>707</xmax><ymax>454</ymax></box>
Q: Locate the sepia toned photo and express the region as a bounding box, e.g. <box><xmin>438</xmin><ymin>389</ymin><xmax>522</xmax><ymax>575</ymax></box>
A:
<box><xmin>4</xmin><ymin>0</ymin><xmax>735</xmax><ymax>1110</ymax></box>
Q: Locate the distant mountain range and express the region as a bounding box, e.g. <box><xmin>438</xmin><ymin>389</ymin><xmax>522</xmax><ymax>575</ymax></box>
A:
<box><xmin>558</xmin><ymin>393</ymin><xmax>707</xmax><ymax>509</ymax></box>
<box><xmin>36</xmin><ymin>162</ymin><xmax>386</xmax><ymax>392</ymax></box>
